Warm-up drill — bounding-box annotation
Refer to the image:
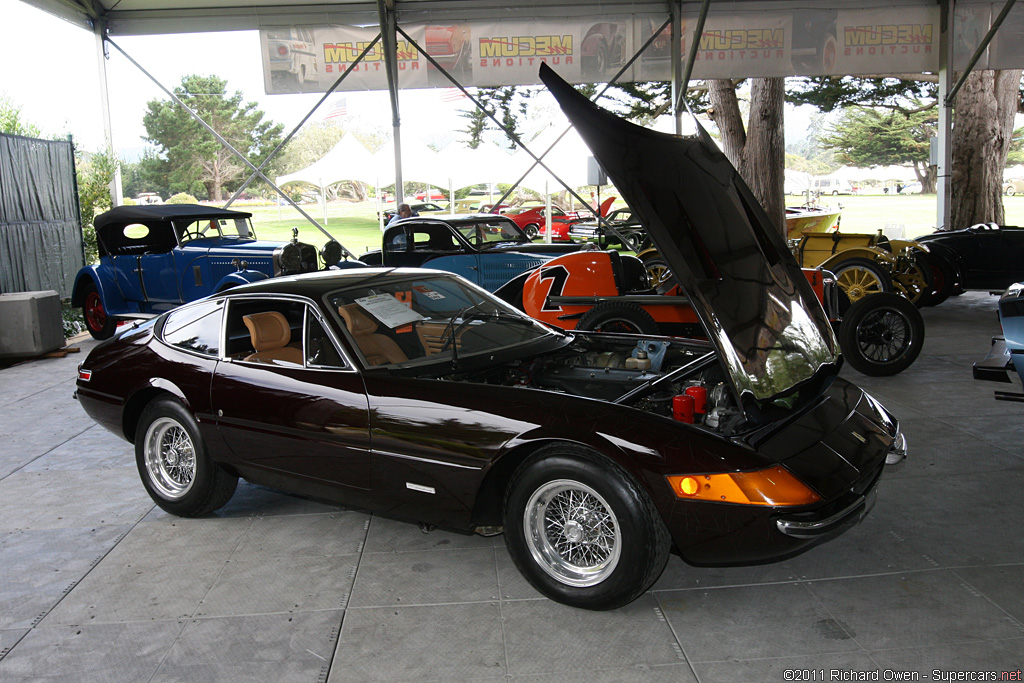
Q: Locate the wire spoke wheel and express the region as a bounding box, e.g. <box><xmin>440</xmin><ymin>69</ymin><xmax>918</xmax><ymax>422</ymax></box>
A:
<box><xmin>854</xmin><ymin>308</ymin><xmax>911</xmax><ymax>362</ymax></box>
<box><xmin>525</xmin><ymin>479</ymin><xmax>621</xmax><ymax>587</ymax></box>
<box><xmin>839</xmin><ymin>292</ymin><xmax>924</xmax><ymax>376</ymax></box>
<box><xmin>833</xmin><ymin>258</ymin><xmax>891</xmax><ymax>302</ymax></box>
<box><xmin>143</xmin><ymin>416</ymin><xmax>197</xmax><ymax>500</ymax></box>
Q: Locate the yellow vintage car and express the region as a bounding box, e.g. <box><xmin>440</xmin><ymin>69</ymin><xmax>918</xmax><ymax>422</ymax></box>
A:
<box><xmin>789</xmin><ymin>230</ymin><xmax>932</xmax><ymax>305</ymax></box>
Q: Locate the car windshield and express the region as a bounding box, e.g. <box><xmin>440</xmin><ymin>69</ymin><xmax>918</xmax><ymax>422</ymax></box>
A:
<box><xmin>453</xmin><ymin>220</ymin><xmax>528</xmax><ymax>247</ymax></box>
<box><xmin>177</xmin><ymin>217</ymin><xmax>256</xmax><ymax>243</ymax></box>
<box><xmin>327</xmin><ymin>273</ymin><xmax>561</xmax><ymax>369</ymax></box>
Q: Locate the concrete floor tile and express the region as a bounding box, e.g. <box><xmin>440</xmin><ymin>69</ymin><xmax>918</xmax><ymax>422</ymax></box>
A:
<box><xmin>151</xmin><ymin>611</ymin><xmax>344</xmax><ymax>683</ymax></box>
<box><xmin>104</xmin><ymin>517</ymin><xmax>252</xmax><ymax>564</ymax></box>
<box><xmin>232</xmin><ymin>511</ymin><xmax>370</xmax><ymax>558</ymax></box>
<box><xmin>806</xmin><ymin>571</ymin><xmax>1024</xmax><ymax>650</ymax></box>
<box><xmin>867</xmin><ymin>637</ymin><xmax>1024</xmax><ymax>676</ymax></box>
<box><xmin>953</xmin><ymin>564</ymin><xmax>1024</xmax><ymax>625</ymax></box>
<box><xmin>349</xmin><ymin>547</ymin><xmax>500</xmax><ymax>607</ymax></box>
<box><xmin>0</xmin><ymin>628</ymin><xmax>29</xmax><ymax>659</ymax></box>
<box><xmin>0</xmin><ymin>525</ymin><xmax>131</xmax><ymax>629</ymax></box>
<box><xmin>501</xmin><ymin>595</ymin><xmax>685</xmax><ymax>676</ymax></box>
<box><xmin>691</xmin><ymin>651</ymin><xmax>880</xmax><ymax>683</ymax></box>
<box><xmin>0</xmin><ymin>620</ymin><xmax>184</xmax><ymax>682</ymax></box>
<box><xmin>21</xmin><ymin>425</ymin><xmax>134</xmax><ymax>473</ymax></box>
<box><xmin>361</xmin><ymin>515</ymin><xmax>498</xmax><ymax>553</ymax></box>
<box><xmin>38</xmin><ymin>555</ymin><xmax>226</xmax><ymax>625</ymax></box>
<box><xmin>495</xmin><ymin>545</ymin><xmax>544</xmax><ymax>600</ymax></box>
<box><xmin>657</xmin><ymin>582</ymin><xmax>860</xmax><ymax>662</ymax></box>
<box><xmin>0</xmin><ymin>468</ymin><xmax>153</xmax><ymax>533</ymax></box>
<box><xmin>195</xmin><ymin>554</ymin><xmax>358</xmax><ymax>617</ymax></box>
<box><xmin>329</xmin><ymin>602</ymin><xmax>505</xmax><ymax>682</ymax></box>
<box><xmin>508</xmin><ymin>663</ymin><xmax>698</xmax><ymax>682</ymax></box>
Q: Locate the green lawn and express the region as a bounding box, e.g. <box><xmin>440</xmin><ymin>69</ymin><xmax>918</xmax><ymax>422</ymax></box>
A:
<box><xmin>243</xmin><ymin>194</ymin><xmax>1024</xmax><ymax>257</ymax></box>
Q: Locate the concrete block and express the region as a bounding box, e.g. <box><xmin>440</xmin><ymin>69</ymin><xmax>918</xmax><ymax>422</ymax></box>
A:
<box><xmin>0</xmin><ymin>291</ymin><xmax>64</xmax><ymax>358</ymax></box>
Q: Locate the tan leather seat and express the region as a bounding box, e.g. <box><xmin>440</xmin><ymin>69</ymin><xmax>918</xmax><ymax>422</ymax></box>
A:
<box><xmin>338</xmin><ymin>304</ymin><xmax>409</xmax><ymax>366</ymax></box>
<box><xmin>242</xmin><ymin>312</ymin><xmax>304</xmax><ymax>365</ymax></box>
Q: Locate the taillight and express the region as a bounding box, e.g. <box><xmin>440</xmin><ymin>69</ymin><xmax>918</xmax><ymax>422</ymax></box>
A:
<box><xmin>78</xmin><ymin>368</ymin><xmax>92</xmax><ymax>381</ymax></box>
<box><xmin>278</xmin><ymin>45</ymin><xmax>288</xmax><ymax>56</ymax></box>
<box><xmin>667</xmin><ymin>467</ymin><xmax>822</xmax><ymax>507</ymax></box>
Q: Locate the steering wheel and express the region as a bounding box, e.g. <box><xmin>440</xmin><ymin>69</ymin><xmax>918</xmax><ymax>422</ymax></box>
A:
<box><xmin>180</xmin><ymin>229</ymin><xmax>203</xmax><ymax>241</ymax></box>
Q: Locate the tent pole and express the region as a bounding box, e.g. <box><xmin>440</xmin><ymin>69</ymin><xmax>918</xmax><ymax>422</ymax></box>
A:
<box><xmin>377</xmin><ymin>0</ymin><xmax>404</xmax><ymax>204</ymax></box>
<box><xmin>93</xmin><ymin>20</ymin><xmax>122</xmax><ymax>208</ymax></box>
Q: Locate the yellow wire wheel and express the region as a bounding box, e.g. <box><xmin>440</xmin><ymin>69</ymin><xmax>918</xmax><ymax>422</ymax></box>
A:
<box><xmin>832</xmin><ymin>258</ymin><xmax>892</xmax><ymax>302</ymax></box>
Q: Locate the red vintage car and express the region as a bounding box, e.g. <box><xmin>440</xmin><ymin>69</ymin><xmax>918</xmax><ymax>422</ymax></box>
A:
<box><xmin>501</xmin><ymin>205</ymin><xmax>584</xmax><ymax>240</ymax></box>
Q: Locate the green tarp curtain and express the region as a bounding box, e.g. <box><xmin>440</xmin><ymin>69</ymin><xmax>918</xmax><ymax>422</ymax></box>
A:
<box><xmin>0</xmin><ymin>133</ymin><xmax>83</xmax><ymax>297</ymax></box>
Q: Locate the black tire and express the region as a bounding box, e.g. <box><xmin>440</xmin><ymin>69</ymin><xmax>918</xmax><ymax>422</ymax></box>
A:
<box><xmin>135</xmin><ymin>398</ymin><xmax>238</xmax><ymax>517</ymax></box>
<box><xmin>577</xmin><ymin>301</ymin><xmax>659</xmax><ymax>335</ymax></box>
<box><xmin>839</xmin><ymin>293</ymin><xmax>924</xmax><ymax>376</ymax></box>
<box><xmin>502</xmin><ymin>444</ymin><xmax>671</xmax><ymax>610</ymax></box>
<box><xmin>81</xmin><ymin>280</ymin><xmax>117</xmax><ymax>340</ymax></box>
<box><xmin>831</xmin><ymin>258</ymin><xmax>892</xmax><ymax>303</ymax></box>
<box><xmin>524</xmin><ymin>223</ymin><xmax>540</xmax><ymax>239</ymax></box>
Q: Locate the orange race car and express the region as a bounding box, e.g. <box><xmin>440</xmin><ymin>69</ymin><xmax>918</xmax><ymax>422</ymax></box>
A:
<box><xmin>495</xmin><ymin>249</ymin><xmax>923</xmax><ymax>376</ymax></box>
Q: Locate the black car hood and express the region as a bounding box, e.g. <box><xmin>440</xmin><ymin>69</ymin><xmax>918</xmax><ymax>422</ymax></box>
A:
<box><xmin>540</xmin><ymin>64</ymin><xmax>838</xmax><ymax>405</ymax></box>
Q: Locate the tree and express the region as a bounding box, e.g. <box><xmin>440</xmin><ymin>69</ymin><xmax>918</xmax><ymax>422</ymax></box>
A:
<box><xmin>951</xmin><ymin>70</ymin><xmax>1022</xmax><ymax>229</ymax></box>
<box><xmin>788</xmin><ymin>71</ymin><xmax>1024</xmax><ymax>230</ymax></box>
<box><xmin>0</xmin><ymin>95</ymin><xmax>42</xmax><ymax>137</ymax></box>
<box><xmin>142</xmin><ymin>75</ymin><xmax>284</xmax><ymax>202</ymax></box>
<box><xmin>708</xmin><ymin>78</ymin><xmax>786</xmax><ymax>232</ymax></box>
<box><xmin>76</xmin><ymin>151</ymin><xmax>118</xmax><ymax>264</ymax></box>
<box><xmin>819</xmin><ymin>107</ymin><xmax>937</xmax><ymax>191</ymax></box>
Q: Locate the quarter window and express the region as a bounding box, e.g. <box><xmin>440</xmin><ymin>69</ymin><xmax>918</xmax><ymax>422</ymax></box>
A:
<box><xmin>162</xmin><ymin>301</ymin><xmax>223</xmax><ymax>357</ymax></box>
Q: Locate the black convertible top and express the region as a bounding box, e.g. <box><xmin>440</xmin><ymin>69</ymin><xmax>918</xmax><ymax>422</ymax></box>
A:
<box><xmin>94</xmin><ymin>204</ymin><xmax>252</xmax><ymax>232</ymax></box>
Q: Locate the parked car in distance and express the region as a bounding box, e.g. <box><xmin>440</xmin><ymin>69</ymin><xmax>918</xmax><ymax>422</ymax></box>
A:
<box><xmin>569</xmin><ymin>207</ymin><xmax>646</xmax><ymax>250</ymax></box>
<box><xmin>379</xmin><ymin>202</ymin><xmax>447</xmax><ymax>223</ymax></box>
<box><xmin>1004</xmin><ymin>179</ymin><xmax>1024</xmax><ymax>196</ymax></box>
<box><xmin>71</xmin><ymin>204</ymin><xmax>360</xmax><ymax>340</ymax></box>
<box><xmin>973</xmin><ymin>281</ymin><xmax>1024</xmax><ymax>401</ymax></box>
<box><xmin>915</xmin><ymin>223</ymin><xmax>1024</xmax><ymax>302</ymax></box>
<box><xmin>359</xmin><ymin>214</ymin><xmax>581</xmax><ymax>291</ymax></box>
<box><xmin>898</xmin><ymin>181</ymin><xmax>923</xmax><ymax>195</ymax></box>
<box><xmin>415</xmin><ymin>189</ymin><xmax>446</xmax><ymax>201</ymax></box>
<box><xmin>135</xmin><ymin>193</ymin><xmax>163</xmax><ymax>205</ymax></box>
<box><xmin>812</xmin><ymin>177</ymin><xmax>858</xmax><ymax>196</ymax></box>
<box><xmin>502</xmin><ymin>205</ymin><xmax>585</xmax><ymax>240</ymax></box>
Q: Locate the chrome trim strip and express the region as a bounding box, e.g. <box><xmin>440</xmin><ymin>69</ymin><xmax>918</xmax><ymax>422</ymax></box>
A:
<box><xmin>775</xmin><ymin>495</ymin><xmax>866</xmax><ymax>538</ymax></box>
<box><xmin>375</xmin><ymin>449</ymin><xmax>483</xmax><ymax>470</ymax></box>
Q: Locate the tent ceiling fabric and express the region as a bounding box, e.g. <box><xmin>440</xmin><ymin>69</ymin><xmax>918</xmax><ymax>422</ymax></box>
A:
<box><xmin>26</xmin><ymin>0</ymin><xmax>963</xmax><ymax>35</ymax></box>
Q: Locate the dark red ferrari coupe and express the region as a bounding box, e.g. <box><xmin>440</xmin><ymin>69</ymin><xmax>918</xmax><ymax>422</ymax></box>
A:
<box><xmin>73</xmin><ymin>66</ymin><xmax>906</xmax><ymax>611</ymax></box>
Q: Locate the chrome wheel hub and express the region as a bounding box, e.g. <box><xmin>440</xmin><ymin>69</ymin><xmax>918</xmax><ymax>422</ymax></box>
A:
<box><xmin>524</xmin><ymin>479</ymin><xmax>621</xmax><ymax>587</ymax></box>
<box><xmin>143</xmin><ymin>417</ymin><xmax>197</xmax><ymax>500</ymax></box>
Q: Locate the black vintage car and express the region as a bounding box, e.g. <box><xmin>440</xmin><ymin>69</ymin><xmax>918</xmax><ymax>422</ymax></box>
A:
<box><xmin>73</xmin><ymin>66</ymin><xmax>906</xmax><ymax>611</ymax></box>
<box><xmin>915</xmin><ymin>223</ymin><xmax>1024</xmax><ymax>304</ymax></box>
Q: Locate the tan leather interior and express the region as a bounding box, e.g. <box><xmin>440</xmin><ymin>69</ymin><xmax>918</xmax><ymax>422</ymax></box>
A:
<box><xmin>242</xmin><ymin>312</ymin><xmax>304</xmax><ymax>365</ymax></box>
<box><xmin>338</xmin><ymin>304</ymin><xmax>410</xmax><ymax>366</ymax></box>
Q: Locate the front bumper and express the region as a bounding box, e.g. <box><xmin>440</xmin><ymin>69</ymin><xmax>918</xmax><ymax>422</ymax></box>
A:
<box><xmin>973</xmin><ymin>336</ymin><xmax>1024</xmax><ymax>401</ymax></box>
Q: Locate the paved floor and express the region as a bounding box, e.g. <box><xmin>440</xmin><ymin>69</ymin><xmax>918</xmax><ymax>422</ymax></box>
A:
<box><xmin>1</xmin><ymin>291</ymin><xmax>1022</xmax><ymax>683</ymax></box>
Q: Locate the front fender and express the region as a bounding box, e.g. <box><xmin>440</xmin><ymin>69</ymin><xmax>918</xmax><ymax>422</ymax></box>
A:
<box><xmin>213</xmin><ymin>269</ymin><xmax>269</xmax><ymax>293</ymax></box>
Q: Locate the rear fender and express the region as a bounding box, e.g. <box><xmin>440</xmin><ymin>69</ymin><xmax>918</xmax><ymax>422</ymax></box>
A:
<box><xmin>819</xmin><ymin>247</ymin><xmax>894</xmax><ymax>271</ymax></box>
<box><xmin>71</xmin><ymin>266</ymin><xmax>128</xmax><ymax>313</ymax></box>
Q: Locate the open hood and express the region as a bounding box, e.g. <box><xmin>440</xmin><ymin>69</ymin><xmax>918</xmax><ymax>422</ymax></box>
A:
<box><xmin>540</xmin><ymin>64</ymin><xmax>838</xmax><ymax>405</ymax></box>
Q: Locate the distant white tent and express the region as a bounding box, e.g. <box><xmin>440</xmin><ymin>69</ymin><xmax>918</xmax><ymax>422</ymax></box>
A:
<box><xmin>827</xmin><ymin>166</ymin><xmax>916</xmax><ymax>182</ymax></box>
<box><xmin>275</xmin><ymin>135</ymin><xmax>378</xmax><ymax>187</ymax></box>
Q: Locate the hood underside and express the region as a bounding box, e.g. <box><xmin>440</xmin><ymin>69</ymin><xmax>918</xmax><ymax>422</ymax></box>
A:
<box><xmin>539</xmin><ymin>63</ymin><xmax>838</xmax><ymax>405</ymax></box>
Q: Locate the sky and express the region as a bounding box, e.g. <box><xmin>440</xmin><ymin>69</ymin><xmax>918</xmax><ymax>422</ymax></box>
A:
<box><xmin>1</xmin><ymin>0</ymin><xmax>819</xmax><ymax>164</ymax></box>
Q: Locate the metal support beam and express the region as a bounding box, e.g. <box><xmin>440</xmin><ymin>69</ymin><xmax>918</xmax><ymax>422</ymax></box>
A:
<box><xmin>937</xmin><ymin>0</ymin><xmax>954</xmax><ymax>231</ymax></box>
<box><xmin>93</xmin><ymin>18</ymin><xmax>122</xmax><ymax>207</ymax></box>
<box><xmin>674</xmin><ymin>0</ymin><xmax>711</xmax><ymax>115</ymax></box>
<box><xmin>671</xmin><ymin>1</ymin><xmax>683</xmax><ymax>134</ymax></box>
<box><xmin>377</xmin><ymin>0</ymin><xmax>404</xmax><ymax>204</ymax></box>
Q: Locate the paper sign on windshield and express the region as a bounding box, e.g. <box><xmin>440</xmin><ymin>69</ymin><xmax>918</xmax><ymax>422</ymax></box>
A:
<box><xmin>355</xmin><ymin>294</ymin><xmax>425</xmax><ymax>329</ymax></box>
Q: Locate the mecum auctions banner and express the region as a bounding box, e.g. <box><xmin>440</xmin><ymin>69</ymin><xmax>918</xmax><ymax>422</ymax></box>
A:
<box><xmin>259</xmin><ymin>3</ymin><xmax>1023</xmax><ymax>95</ymax></box>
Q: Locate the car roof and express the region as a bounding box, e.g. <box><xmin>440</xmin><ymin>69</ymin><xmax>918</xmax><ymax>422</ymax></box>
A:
<box><xmin>94</xmin><ymin>204</ymin><xmax>252</xmax><ymax>232</ymax></box>
<box><xmin>217</xmin><ymin>267</ymin><xmax>457</xmax><ymax>299</ymax></box>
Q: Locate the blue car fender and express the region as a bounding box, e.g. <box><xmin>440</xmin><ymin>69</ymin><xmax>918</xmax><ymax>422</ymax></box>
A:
<box><xmin>71</xmin><ymin>265</ymin><xmax>128</xmax><ymax>313</ymax></box>
<box><xmin>213</xmin><ymin>269</ymin><xmax>270</xmax><ymax>293</ymax></box>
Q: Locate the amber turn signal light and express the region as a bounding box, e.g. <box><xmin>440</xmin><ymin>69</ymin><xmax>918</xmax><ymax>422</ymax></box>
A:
<box><xmin>667</xmin><ymin>467</ymin><xmax>821</xmax><ymax>507</ymax></box>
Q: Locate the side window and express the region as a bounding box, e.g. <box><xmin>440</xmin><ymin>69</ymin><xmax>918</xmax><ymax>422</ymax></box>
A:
<box><xmin>306</xmin><ymin>313</ymin><xmax>348</xmax><ymax>369</ymax></box>
<box><xmin>225</xmin><ymin>299</ymin><xmax>306</xmax><ymax>366</ymax></box>
<box><xmin>162</xmin><ymin>301</ymin><xmax>223</xmax><ymax>357</ymax></box>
